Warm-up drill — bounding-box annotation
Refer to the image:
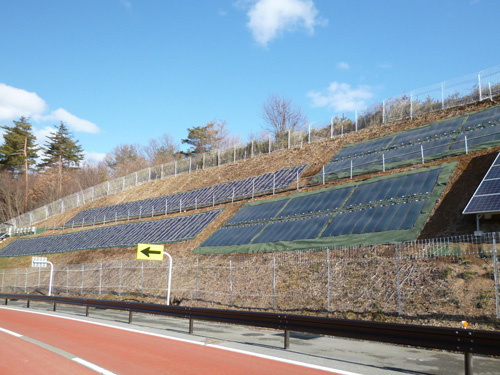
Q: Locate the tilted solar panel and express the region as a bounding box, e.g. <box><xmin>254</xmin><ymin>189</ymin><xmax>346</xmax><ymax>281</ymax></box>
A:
<box><xmin>200</xmin><ymin>223</ymin><xmax>266</xmax><ymax>247</ymax></box>
<box><xmin>0</xmin><ymin>209</ymin><xmax>222</xmax><ymax>257</ymax></box>
<box><xmin>463</xmin><ymin>153</ymin><xmax>500</xmax><ymax>214</ymax></box>
<box><xmin>462</xmin><ymin>106</ymin><xmax>500</xmax><ymax>129</ymax></box>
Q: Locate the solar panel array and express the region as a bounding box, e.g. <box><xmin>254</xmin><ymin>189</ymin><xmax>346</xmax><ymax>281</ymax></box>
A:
<box><xmin>311</xmin><ymin>105</ymin><xmax>500</xmax><ymax>183</ymax></box>
<box><xmin>463</xmin><ymin>152</ymin><xmax>500</xmax><ymax>214</ymax></box>
<box><xmin>0</xmin><ymin>209</ymin><xmax>221</xmax><ymax>257</ymax></box>
<box><xmin>65</xmin><ymin>164</ymin><xmax>308</xmax><ymax>227</ymax></box>
<box><xmin>198</xmin><ymin>166</ymin><xmax>446</xmax><ymax>250</ymax></box>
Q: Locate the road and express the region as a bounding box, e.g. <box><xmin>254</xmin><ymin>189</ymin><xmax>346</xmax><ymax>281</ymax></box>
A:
<box><xmin>0</xmin><ymin>301</ymin><xmax>498</xmax><ymax>375</ymax></box>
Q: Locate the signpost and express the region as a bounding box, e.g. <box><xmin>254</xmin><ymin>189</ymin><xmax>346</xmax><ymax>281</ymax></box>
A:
<box><xmin>136</xmin><ymin>244</ymin><xmax>173</xmax><ymax>305</ymax></box>
<box><xmin>31</xmin><ymin>257</ymin><xmax>54</xmax><ymax>296</ymax></box>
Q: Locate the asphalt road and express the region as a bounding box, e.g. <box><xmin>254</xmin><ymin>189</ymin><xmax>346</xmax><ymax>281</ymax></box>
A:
<box><xmin>1</xmin><ymin>300</ymin><xmax>498</xmax><ymax>375</ymax></box>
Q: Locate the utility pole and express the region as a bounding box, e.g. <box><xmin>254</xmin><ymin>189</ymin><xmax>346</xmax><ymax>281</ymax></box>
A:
<box><xmin>23</xmin><ymin>137</ymin><xmax>28</xmax><ymax>212</ymax></box>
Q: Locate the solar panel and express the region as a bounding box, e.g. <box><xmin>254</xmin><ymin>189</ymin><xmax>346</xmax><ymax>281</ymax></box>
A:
<box><xmin>253</xmin><ymin>214</ymin><xmax>332</xmax><ymax>243</ymax></box>
<box><xmin>450</xmin><ymin>124</ymin><xmax>500</xmax><ymax>151</ymax></box>
<box><xmin>391</xmin><ymin>117</ymin><xmax>464</xmax><ymax>146</ymax></box>
<box><xmin>463</xmin><ymin>153</ymin><xmax>500</xmax><ymax>214</ymax></box>
<box><xmin>200</xmin><ymin>223</ymin><xmax>266</xmax><ymax>247</ymax></box>
<box><xmin>0</xmin><ymin>209</ymin><xmax>222</xmax><ymax>257</ymax></box>
<box><xmin>65</xmin><ymin>164</ymin><xmax>308</xmax><ymax>226</ymax></box>
<box><xmin>333</xmin><ymin>136</ymin><xmax>393</xmax><ymax>160</ymax></box>
<box><xmin>276</xmin><ymin>186</ymin><xmax>353</xmax><ymax>218</ymax></box>
<box><xmin>462</xmin><ymin>105</ymin><xmax>500</xmax><ymax>129</ymax></box>
<box><xmin>225</xmin><ymin>199</ymin><xmax>289</xmax><ymax>226</ymax></box>
<box><xmin>346</xmin><ymin>169</ymin><xmax>441</xmax><ymax>207</ymax></box>
<box><xmin>322</xmin><ymin>200</ymin><xmax>427</xmax><ymax>237</ymax></box>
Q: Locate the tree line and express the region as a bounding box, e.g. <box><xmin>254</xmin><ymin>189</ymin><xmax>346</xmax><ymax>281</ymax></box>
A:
<box><xmin>0</xmin><ymin>95</ymin><xmax>315</xmax><ymax>224</ymax></box>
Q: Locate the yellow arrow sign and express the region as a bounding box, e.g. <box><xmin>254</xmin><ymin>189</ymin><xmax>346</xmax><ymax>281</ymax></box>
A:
<box><xmin>137</xmin><ymin>243</ymin><xmax>164</xmax><ymax>261</ymax></box>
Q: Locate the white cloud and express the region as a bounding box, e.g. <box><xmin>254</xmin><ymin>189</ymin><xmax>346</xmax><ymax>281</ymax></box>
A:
<box><xmin>33</xmin><ymin>125</ymin><xmax>56</xmax><ymax>149</ymax></box>
<box><xmin>40</xmin><ymin>108</ymin><xmax>100</xmax><ymax>134</ymax></box>
<box><xmin>246</xmin><ymin>0</ymin><xmax>325</xmax><ymax>46</ymax></box>
<box><xmin>84</xmin><ymin>151</ymin><xmax>107</xmax><ymax>163</ymax></box>
<box><xmin>0</xmin><ymin>82</ymin><xmax>100</xmax><ymax>134</ymax></box>
<box><xmin>0</xmin><ymin>83</ymin><xmax>47</xmax><ymax>121</ymax></box>
<box><xmin>337</xmin><ymin>62</ymin><xmax>350</xmax><ymax>70</ymax></box>
<box><xmin>308</xmin><ymin>82</ymin><xmax>374</xmax><ymax>112</ymax></box>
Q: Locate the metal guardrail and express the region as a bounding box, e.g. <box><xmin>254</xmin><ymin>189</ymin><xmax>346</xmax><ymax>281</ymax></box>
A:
<box><xmin>1</xmin><ymin>293</ymin><xmax>499</xmax><ymax>374</ymax></box>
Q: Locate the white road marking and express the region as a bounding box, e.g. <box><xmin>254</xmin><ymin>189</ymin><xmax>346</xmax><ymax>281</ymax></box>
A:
<box><xmin>0</xmin><ymin>326</ymin><xmax>23</xmax><ymax>337</ymax></box>
<box><xmin>72</xmin><ymin>357</ymin><xmax>117</xmax><ymax>375</ymax></box>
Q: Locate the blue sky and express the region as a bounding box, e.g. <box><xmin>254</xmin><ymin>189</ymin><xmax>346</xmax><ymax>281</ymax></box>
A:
<box><xmin>1</xmin><ymin>0</ymin><xmax>499</xmax><ymax>162</ymax></box>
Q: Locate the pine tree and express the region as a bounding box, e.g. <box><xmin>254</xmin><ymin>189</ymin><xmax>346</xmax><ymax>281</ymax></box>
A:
<box><xmin>0</xmin><ymin>117</ymin><xmax>39</xmax><ymax>174</ymax></box>
<box><xmin>40</xmin><ymin>122</ymin><xmax>84</xmax><ymax>169</ymax></box>
<box><xmin>39</xmin><ymin>122</ymin><xmax>84</xmax><ymax>199</ymax></box>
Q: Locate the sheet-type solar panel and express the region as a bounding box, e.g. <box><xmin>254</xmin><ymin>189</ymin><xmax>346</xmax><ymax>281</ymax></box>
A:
<box><xmin>252</xmin><ymin>214</ymin><xmax>332</xmax><ymax>243</ymax></box>
<box><xmin>225</xmin><ymin>199</ymin><xmax>289</xmax><ymax>226</ymax></box>
<box><xmin>391</xmin><ymin>117</ymin><xmax>464</xmax><ymax>146</ymax></box>
<box><xmin>200</xmin><ymin>223</ymin><xmax>266</xmax><ymax>247</ymax></box>
<box><xmin>450</xmin><ymin>123</ymin><xmax>500</xmax><ymax>151</ymax></box>
<box><xmin>382</xmin><ymin>136</ymin><xmax>453</xmax><ymax>165</ymax></box>
<box><xmin>322</xmin><ymin>199</ymin><xmax>427</xmax><ymax>237</ymax></box>
<box><xmin>276</xmin><ymin>186</ymin><xmax>353</xmax><ymax>219</ymax></box>
<box><xmin>346</xmin><ymin>169</ymin><xmax>441</xmax><ymax>207</ymax></box>
<box><xmin>333</xmin><ymin>136</ymin><xmax>393</xmax><ymax>160</ymax></box>
<box><xmin>463</xmin><ymin>153</ymin><xmax>500</xmax><ymax>214</ymax></box>
<box><xmin>462</xmin><ymin>105</ymin><xmax>500</xmax><ymax>129</ymax></box>
<box><xmin>0</xmin><ymin>209</ymin><xmax>222</xmax><ymax>257</ymax></box>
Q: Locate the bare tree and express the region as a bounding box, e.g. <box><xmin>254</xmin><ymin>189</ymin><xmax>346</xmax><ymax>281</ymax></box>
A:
<box><xmin>144</xmin><ymin>134</ymin><xmax>180</xmax><ymax>166</ymax></box>
<box><xmin>0</xmin><ymin>171</ymin><xmax>25</xmax><ymax>222</ymax></box>
<box><xmin>261</xmin><ymin>94</ymin><xmax>307</xmax><ymax>141</ymax></box>
<box><xmin>105</xmin><ymin>143</ymin><xmax>148</xmax><ymax>178</ymax></box>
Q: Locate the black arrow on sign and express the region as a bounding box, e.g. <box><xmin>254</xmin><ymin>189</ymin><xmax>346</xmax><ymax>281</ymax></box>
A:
<box><xmin>141</xmin><ymin>247</ymin><xmax>162</xmax><ymax>258</ymax></box>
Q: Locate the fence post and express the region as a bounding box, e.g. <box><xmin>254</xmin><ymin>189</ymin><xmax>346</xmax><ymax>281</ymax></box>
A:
<box><xmin>493</xmin><ymin>236</ymin><xmax>499</xmax><ymax>319</ymax></box>
<box><xmin>327</xmin><ymin>248</ymin><xmax>331</xmax><ymax>312</ymax></box>
<box><xmin>465</xmin><ymin>136</ymin><xmax>468</xmax><ymax>154</ymax></box>
<box><xmin>478</xmin><ymin>73</ymin><xmax>482</xmax><ymax>101</ymax></box>
<box><xmin>395</xmin><ymin>247</ymin><xmax>402</xmax><ymax>316</ymax></box>
<box><xmin>119</xmin><ymin>261</ymin><xmax>123</xmax><ymax>297</ymax></box>
<box><xmin>350</xmin><ymin>160</ymin><xmax>353</xmax><ymax>179</ymax></box>
<box><xmin>441</xmin><ymin>82</ymin><xmax>445</xmax><ymax>109</ymax></box>
<box><xmin>195</xmin><ymin>257</ymin><xmax>199</xmax><ymax>300</ymax></box>
<box><xmin>141</xmin><ymin>262</ymin><xmax>144</xmax><ymax>298</ymax></box>
<box><xmin>99</xmin><ymin>263</ymin><xmax>102</xmax><ymax>295</ymax></box>
<box><xmin>421</xmin><ymin>144</ymin><xmax>425</xmax><ymax>164</ymax></box>
<box><xmin>272</xmin><ymin>256</ymin><xmax>276</xmax><ymax>310</ymax></box>
<box><xmin>288</xmin><ymin>130</ymin><xmax>290</xmax><ymax>149</ymax></box>
<box><xmin>229</xmin><ymin>259</ymin><xmax>233</xmax><ymax>307</ymax></box>
<box><xmin>410</xmin><ymin>94</ymin><xmax>413</xmax><ymax>121</ymax></box>
<box><xmin>81</xmin><ymin>265</ymin><xmax>84</xmax><ymax>295</ymax></box>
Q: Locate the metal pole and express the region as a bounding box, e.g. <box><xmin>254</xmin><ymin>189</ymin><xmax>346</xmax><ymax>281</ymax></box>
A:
<box><xmin>493</xmin><ymin>236</ymin><xmax>499</xmax><ymax>319</ymax></box>
<box><xmin>478</xmin><ymin>73</ymin><xmax>482</xmax><ymax>101</ymax></box>
<box><xmin>163</xmin><ymin>252</ymin><xmax>173</xmax><ymax>305</ymax></box>
<box><xmin>288</xmin><ymin>130</ymin><xmax>290</xmax><ymax>149</ymax></box>
<box><xmin>81</xmin><ymin>264</ymin><xmax>84</xmax><ymax>295</ymax></box>
<box><xmin>272</xmin><ymin>256</ymin><xmax>276</xmax><ymax>310</ymax></box>
<box><xmin>421</xmin><ymin>144</ymin><xmax>424</xmax><ymax>164</ymax></box>
<box><xmin>350</xmin><ymin>160</ymin><xmax>353</xmax><ymax>179</ymax></box>
<box><xmin>47</xmin><ymin>261</ymin><xmax>54</xmax><ymax>296</ymax></box>
<box><xmin>327</xmin><ymin>248</ymin><xmax>330</xmax><ymax>312</ymax></box>
<box><xmin>383</xmin><ymin>154</ymin><xmax>386</xmax><ymax>172</ymax></box>
<box><xmin>395</xmin><ymin>248</ymin><xmax>402</xmax><ymax>316</ymax></box>
<box><xmin>141</xmin><ymin>262</ymin><xmax>144</xmax><ymax>298</ymax></box>
<box><xmin>322</xmin><ymin>165</ymin><xmax>325</xmax><ymax>185</ymax></box>
<box><xmin>410</xmin><ymin>93</ymin><xmax>413</xmax><ymax>121</ymax></box>
<box><xmin>229</xmin><ymin>259</ymin><xmax>233</xmax><ymax>307</ymax></box>
<box><xmin>465</xmin><ymin>136</ymin><xmax>468</xmax><ymax>154</ymax></box>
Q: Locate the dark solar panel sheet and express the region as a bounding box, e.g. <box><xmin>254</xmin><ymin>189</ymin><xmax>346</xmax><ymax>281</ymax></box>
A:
<box><xmin>462</xmin><ymin>106</ymin><xmax>500</xmax><ymax>129</ymax></box>
<box><xmin>450</xmin><ymin>124</ymin><xmax>500</xmax><ymax>151</ymax></box>
<box><xmin>252</xmin><ymin>214</ymin><xmax>332</xmax><ymax>243</ymax></box>
<box><xmin>276</xmin><ymin>187</ymin><xmax>353</xmax><ymax>219</ymax></box>
<box><xmin>346</xmin><ymin>169</ymin><xmax>440</xmax><ymax>207</ymax></box>
<box><xmin>201</xmin><ymin>223</ymin><xmax>266</xmax><ymax>247</ymax></box>
<box><xmin>333</xmin><ymin>136</ymin><xmax>393</xmax><ymax>160</ymax></box>
<box><xmin>225</xmin><ymin>199</ymin><xmax>289</xmax><ymax>226</ymax></box>
<box><xmin>392</xmin><ymin>117</ymin><xmax>464</xmax><ymax>146</ymax></box>
<box><xmin>322</xmin><ymin>200</ymin><xmax>427</xmax><ymax>237</ymax></box>
<box><xmin>463</xmin><ymin>153</ymin><xmax>500</xmax><ymax>214</ymax></box>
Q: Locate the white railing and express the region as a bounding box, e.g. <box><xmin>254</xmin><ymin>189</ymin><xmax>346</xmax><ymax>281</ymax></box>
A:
<box><xmin>5</xmin><ymin>65</ymin><xmax>500</xmax><ymax>230</ymax></box>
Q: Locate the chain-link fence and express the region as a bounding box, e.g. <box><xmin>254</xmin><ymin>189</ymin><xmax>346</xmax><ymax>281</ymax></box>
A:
<box><xmin>2</xmin><ymin>233</ymin><xmax>499</xmax><ymax>319</ymax></box>
<box><xmin>5</xmin><ymin>65</ymin><xmax>500</xmax><ymax>231</ymax></box>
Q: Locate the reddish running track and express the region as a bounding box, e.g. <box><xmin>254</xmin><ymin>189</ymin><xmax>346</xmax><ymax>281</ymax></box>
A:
<box><xmin>0</xmin><ymin>308</ymin><xmax>345</xmax><ymax>375</ymax></box>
